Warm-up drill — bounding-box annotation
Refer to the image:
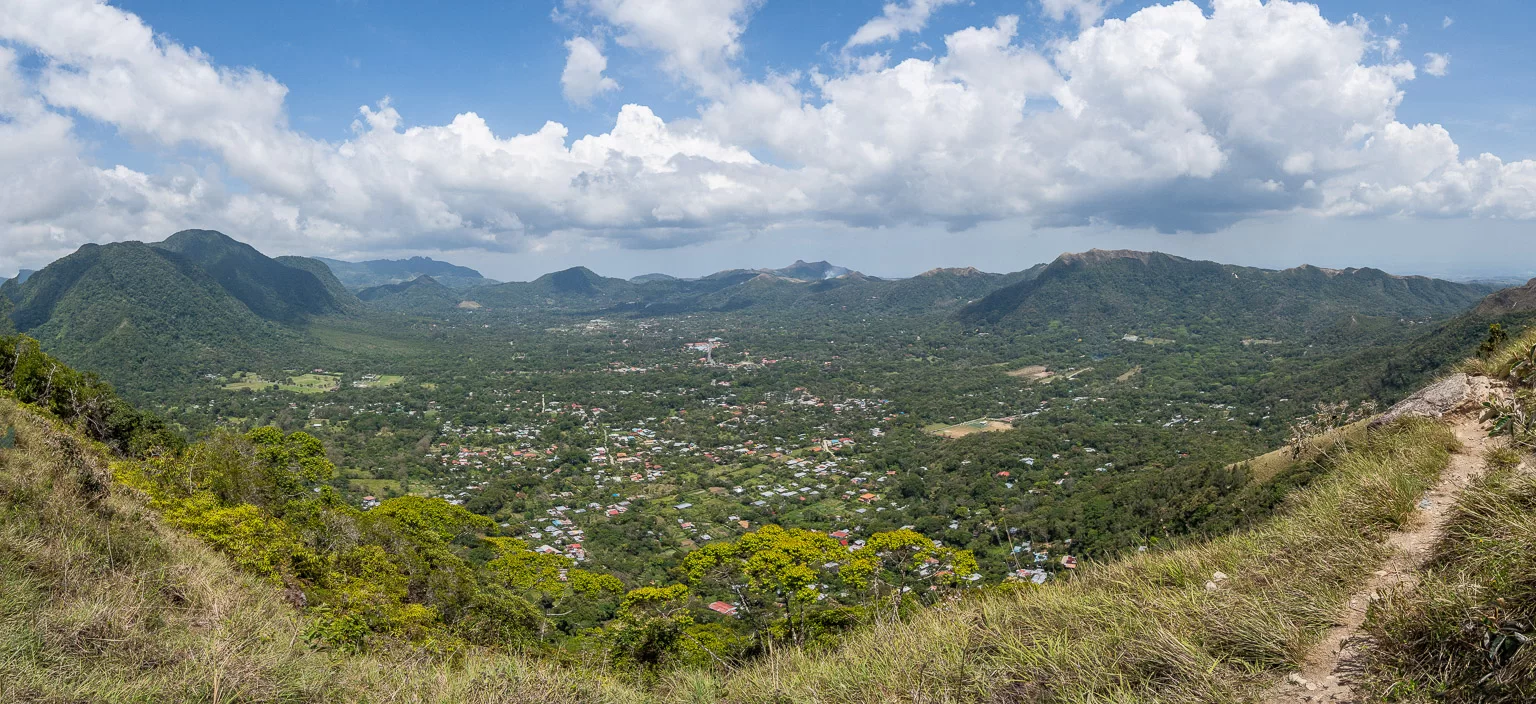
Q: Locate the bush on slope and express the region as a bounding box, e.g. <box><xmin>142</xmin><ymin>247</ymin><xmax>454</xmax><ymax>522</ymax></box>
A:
<box><xmin>681</xmin><ymin>419</ymin><xmax>1457</xmax><ymax>704</ymax></box>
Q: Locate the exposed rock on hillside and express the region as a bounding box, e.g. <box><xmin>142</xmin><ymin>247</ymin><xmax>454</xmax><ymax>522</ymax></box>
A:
<box><xmin>1370</xmin><ymin>373</ymin><xmax>1506</xmax><ymax>428</ymax></box>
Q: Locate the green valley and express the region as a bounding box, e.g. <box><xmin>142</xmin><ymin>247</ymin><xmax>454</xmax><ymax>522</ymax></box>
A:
<box><xmin>5</xmin><ymin>231</ymin><xmax>1536</xmax><ymax>701</ymax></box>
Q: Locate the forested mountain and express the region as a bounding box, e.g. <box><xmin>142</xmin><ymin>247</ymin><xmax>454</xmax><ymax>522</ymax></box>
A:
<box><xmin>317</xmin><ymin>255</ymin><xmax>497</xmax><ymax>290</ymax></box>
<box><xmin>465</xmin><ymin>262</ymin><xmax>1024</xmax><ymax>316</ymax></box>
<box><xmin>769</xmin><ymin>260</ymin><xmax>853</xmax><ymax>280</ymax></box>
<box><xmin>357</xmin><ymin>275</ymin><xmax>463</xmax><ymax>313</ymax></box>
<box><xmin>273</xmin><ymin>255</ymin><xmax>365</xmax><ymax>314</ymax></box>
<box><xmin>960</xmin><ymin>249</ymin><xmax>1494</xmax><ymax>336</ymax></box>
<box><xmin>153</xmin><ymin>230</ymin><xmax>347</xmax><ymax>322</ymax></box>
<box><xmin>0</xmin><ymin>231</ymin><xmax>341</xmax><ymax>394</ymax></box>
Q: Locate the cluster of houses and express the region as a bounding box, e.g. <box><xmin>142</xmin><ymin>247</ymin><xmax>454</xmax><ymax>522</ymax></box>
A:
<box><xmin>525</xmin><ymin>511</ymin><xmax>589</xmax><ymax>562</ymax></box>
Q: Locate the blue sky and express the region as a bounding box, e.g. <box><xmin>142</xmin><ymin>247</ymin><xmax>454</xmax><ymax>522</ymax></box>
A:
<box><xmin>3</xmin><ymin>0</ymin><xmax>1535</xmax><ymax>281</ymax></box>
<box><xmin>110</xmin><ymin>0</ymin><xmax>1522</xmax><ymax>153</ymax></box>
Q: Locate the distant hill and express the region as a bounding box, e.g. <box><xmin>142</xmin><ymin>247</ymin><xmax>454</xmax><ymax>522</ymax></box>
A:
<box><xmin>960</xmin><ymin>249</ymin><xmax>1494</xmax><ymax>338</ymax></box>
<box><xmin>273</xmin><ymin>255</ymin><xmax>365</xmax><ymax>314</ymax></box>
<box><xmin>1473</xmin><ymin>277</ymin><xmax>1536</xmax><ymax>316</ymax></box>
<box><xmin>316</xmin><ymin>256</ymin><xmax>496</xmax><ymax>291</ymax></box>
<box><xmin>10</xmin><ymin>269</ymin><xmax>34</xmax><ymax>284</ymax></box>
<box><xmin>155</xmin><ymin>230</ymin><xmax>347</xmax><ymax>322</ymax></box>
<box><xmin>460</xmin><ymin>262</ymin><xmax>1029</xmax><ymax>317</ymax></box>
<box><xmin>769</xmin><ymin>260</ymin><xmax>852</xmax><ymax>281</ymax></box>
<box><xmin>1333</xmin><ymin>277</ymin><xmax>1536</xmax><ymax>399</ymax></box>
<box><xmin>357</xmin><ymin>275</ymin><xmax>462</xmax><ymax>314</ymax></box>
<box><xmin>0</xmin><ymin>230</ymin><xmax>344</xmax><ymax>395</ymax></box>
<box><xmin>471</xmin><ymin>266</ymin><xmax>638</xmax><ymax>311</ymax></box>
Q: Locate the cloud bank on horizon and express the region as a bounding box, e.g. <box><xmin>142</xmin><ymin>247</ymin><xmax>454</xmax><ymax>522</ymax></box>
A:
<box><xmin>0</xmin><ymin>0</ymin><xmax>1526</xmax><ymax>272</ymax></box>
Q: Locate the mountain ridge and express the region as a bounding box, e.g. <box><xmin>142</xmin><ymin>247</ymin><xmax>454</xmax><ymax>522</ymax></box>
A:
<box><xmin>316</xmin><ymin>255</ymin><xmax>497</xmax><ymax>291</ymax></box>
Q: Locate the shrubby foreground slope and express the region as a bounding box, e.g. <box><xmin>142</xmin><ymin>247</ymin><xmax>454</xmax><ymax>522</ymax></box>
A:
<box><xmin>5</xmin><ymin>334</ymin><xmax>1514</xmax><ymax>703</ymax></box>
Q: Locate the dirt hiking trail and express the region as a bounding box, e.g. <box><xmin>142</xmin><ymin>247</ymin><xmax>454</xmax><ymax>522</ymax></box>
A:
<box><xmin>1263</xmin><ymin>408</ymin><xmax>1501</xmax><ymax>703</ymax></box>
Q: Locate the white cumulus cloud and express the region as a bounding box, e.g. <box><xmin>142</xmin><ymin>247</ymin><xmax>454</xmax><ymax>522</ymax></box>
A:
<box><xmin>562</xmin><ymin>36</ymin><xmax>620</xmax><ymax>105</ymax></box>
<box><xmin>846</xmin><ymin>0</ymin><xmax>964</xmax><ymax>49</ymax></box>
<box><xmin>1041</xmin><ymin>0</ymin><xmax>1113</xmax><ymax>30</ymax></box>
<box><xmin>1424</xmin><ymin>52</ymin><xmax>1450</xmax><ymax>77</ymax></box>
<box><xmin>565</xmin><ymin>0</ymin><xmax>760</xmax><ymax>95</ymax></box>
<box><xmin>0</xmin><ymin>0</ymin><xmax>1532</xmax><ymax>273</ymax></box>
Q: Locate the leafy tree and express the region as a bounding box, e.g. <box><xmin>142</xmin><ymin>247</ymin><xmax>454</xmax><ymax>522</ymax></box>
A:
<box><xmin>607</xmin><ymin>584</ymin><xmax>695</xmax><ymax>672</ymax></box>
<box><xmin>683</xmin><ymin>524</ymin><xmax>846</xmax><ymax>644</ymax></box>
<box><xmin>843</xmin><ymin>529</ymin><xmax>978</xmax><ymax>621</ymax></box>
<box><xmin>1479</xmin><ymin>323</ymin><xmax>1509</xmax><ymax>358</ymax></box>
<box><xmin>483</xmin><ymin>537</ymin><xmax>624</xmax><ymax>636</ymax></box>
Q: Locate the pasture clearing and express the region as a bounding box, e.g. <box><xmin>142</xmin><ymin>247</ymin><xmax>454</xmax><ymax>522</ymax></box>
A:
<box><xmin>352</xmin><ymin>374</ymin><xmax>405</xmax><ymax>389</ymax></box>
<box><xmin>929</xmin><ymin>418</ymin><xmax>1015</xmax><ymax>439</ymax></box>
<box><xmin>348</xmin><ymin>478</ymin><xmax>403</xmax><ymax>496</ymax></box>
<box><xmin>1116</xmin><ymin>365</ymin><xmax>1143</xmax><ymax>382</ymax></box>
<box><xmin>1233</xmin><ymin>418</ymin><xmax>1371</xmax><ymax>483</ymax></box>
<box><xmin>221</xmin><ymin>371</ymin><xmax>273</xmax><ymax>392</ymax></box>
<box><xmin>284</xmin><ymin>373</ymin><xmax>341</xmax><ymax>394</ymax></box>
<box><xmin>1006</xmin><ymin>364</ymin><xmax>1056</xmax><ymax>382</ymax></box>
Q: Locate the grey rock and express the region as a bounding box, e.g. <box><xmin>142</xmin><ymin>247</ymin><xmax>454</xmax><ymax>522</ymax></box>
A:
<box><xmin>1371</xmin><ymin>374</ymin><xmax>1504</xmax><ymax>428</ymax></box>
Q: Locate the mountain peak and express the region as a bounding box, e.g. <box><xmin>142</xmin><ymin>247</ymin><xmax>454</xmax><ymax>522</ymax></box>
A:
<box><xmin>157</xmin><ymin>229</ymin><xmax>246</xmax><ymax>253</ymax></box>
<box><xmin>770</xmin><ymin>260</ymin><xmax>853</xmax><ymax>281</ymax></box>
<box><xmin>1054</xmin><ymin>249</ymin><xmax>1183</xmax><ymax>267</ymax></box>
<box><xmin>917</xmin><ymin>266</ymin><xmax>983</xmax><ymax>277</ymax></box>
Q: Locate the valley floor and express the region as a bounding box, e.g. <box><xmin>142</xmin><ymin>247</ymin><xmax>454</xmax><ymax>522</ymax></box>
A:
<box><xmin>4</xmin><ymin>370</ymin><xmax>1531</xmax><ymax>703</ymax></box>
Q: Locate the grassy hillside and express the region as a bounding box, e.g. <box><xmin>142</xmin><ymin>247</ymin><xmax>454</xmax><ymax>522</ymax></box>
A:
<box><xmin>0</xmin><ymin>353</ymin><xmax>1466</xmax><ymax>702</ymax></box>
<box><xmin>686</xmin><ymin>418</ymin><xmax>1456</xmax><ymax>703</ymax></box>
<box><xmin>0</xmin><ymin>394</ymin><xmax>646</xmax><ymax>703</ymax></box>
<box><xmin>1346</xmin><ymin>326</ymin><xmax>1536</xmax><ymax>703</ymax></box>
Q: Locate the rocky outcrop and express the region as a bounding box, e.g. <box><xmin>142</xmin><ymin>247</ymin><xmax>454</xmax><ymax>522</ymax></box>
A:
<box><xmin>1371</xmin><ymin>373</ymin><xmax>1507</xmax><ymax>428</ymax></box>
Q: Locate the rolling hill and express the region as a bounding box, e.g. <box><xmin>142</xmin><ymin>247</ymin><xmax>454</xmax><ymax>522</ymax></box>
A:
<box><xmin>357</xmin><ymin>275</ymin><xmax>463</xmax><ymax>314</ymax></box>
<box><xmin>960</xmin><ymin>249</ymin><xmax>1495</xmax><ymax>337</ymax></box>
<box><xmin>317</xmin><ymin>255</ymin><xmax>497</xmax><ymax>291</ymax></box>
<box><xmin>0</xmin><ymin>230</ymin><xmax>347</xmax><ymax>394</ymax></box>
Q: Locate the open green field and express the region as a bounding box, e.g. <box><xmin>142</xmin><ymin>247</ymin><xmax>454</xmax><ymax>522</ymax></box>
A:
<box><xmin>352</xmin><ymin>374</ymin><xmax>405</xmax><ymax>389</ymax></box>
<box><xmin>309</xmin><ymin>321</ymin><xmax>431</xmax><ymax>355</ymax></box>
<box><xmin>221</xmin><ymin>371</ymin><xmax>274</xmax><ymax>391</ymax></box>
<box><xmin>283</xmin><ymin>373</ymin><xmax>340</xmax><ymax>394</ymax></box>
<box><xmin>221</xmin><ymin>371</ymin><xmax>339</xmax><ymax>394</ymax></box>
<box><xmin>348</xmin><ymin>478</ymin><xmax>403</xmax><ymax>496</ymax></box>
<box><xmin>928</xmin><ymin>417</ymin><xmax>1014</xmax><ymax>439</ymax></box>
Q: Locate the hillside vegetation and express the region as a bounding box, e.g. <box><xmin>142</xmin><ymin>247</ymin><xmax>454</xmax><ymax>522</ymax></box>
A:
<box><xmin>960</xmin><ymin>249</ymin><xmax>1493</xmax><ymax>337</ymax></box>
<box><xmin>0</xmin><ymin>232</ymin><xmax>345</xmax><ymax>395</ymax></box>
<box><xmin>0</xmin><ymin>334</ymin><xmax>1477</xmax><ymax>702</ymax></box>
<box><xmin>0</xmin><ymin>382</ymin><xmax>645</xmax><ymax>702</ymax></box>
